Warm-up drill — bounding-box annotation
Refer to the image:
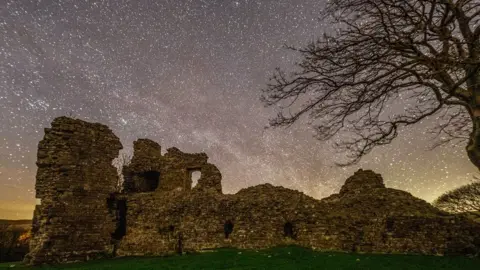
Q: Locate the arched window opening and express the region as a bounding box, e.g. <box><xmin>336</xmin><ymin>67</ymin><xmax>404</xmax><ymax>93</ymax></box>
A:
<box><xmin>224</xmin><ymin>220</ymin><xmax>234</xmax><ymax>239</ymax></box>
<box><xmin>284</xmin><ymin>222</ymin><xmax>296</xmax><ymax>239</ymax></box>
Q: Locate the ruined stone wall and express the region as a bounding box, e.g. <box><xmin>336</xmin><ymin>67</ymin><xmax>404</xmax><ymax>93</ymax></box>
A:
<box><xmin>339</xmin><ymin>169</ymin><xmax>385</xmax><ymax>195</ymax></box>
<box><xmin>25</xmin><ymin>117</ymin><xmax>122</xmax><ymax>265</ymax></box>
<box><xmin>369</xmin><ymin>216</ymin><xmax>480</xmax><ymax>254</ymax></box>
<box><xmin>115</xmin><ymin>191</ymin><xmax>228</xmax><ymax>256</ymax></box>
<box><xmin>161</xmin><ymin>147</ymin><xmax>209</xmax><ymax>191</ymax></box>
<box><xmin>123</xmin><ymin>139</ymin><xmax>163</xmax><ymax>192</ymax></box>
<box><xmin>27</xmin><ymin>118</ymin><xmax>480</xmax><ymax>265</ymax></box>
<box><xmin>116</xmin><ymin>170</ymin><xmax>480</xmax><ymax>257</ymax></box>
<box><xmin>122</xmin><ymin>140</ymin><xmax>217</xmax><ymax>193</ymax></box>
<box><xmin>117</xmin><ymin>196</ymin><xmax>480</xmax><ymax>257</ymax></box>
<box><xmin>193</xmin><ymin>163</ymin><xmax>222</xmax><ymax>193</ymax></box>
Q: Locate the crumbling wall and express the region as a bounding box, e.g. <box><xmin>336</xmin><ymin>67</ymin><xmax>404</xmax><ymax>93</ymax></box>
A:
<box><xmin>321</xmin><ymin>169</ymin><xmax>443</xmax><ymax>217</ymax></box>
<box><xmin>25</xmin><ymin>117</ymin><xmax>122</xmax><ymax>265</ymax></box>
<box><xmin>339</xmin><ymin>169</ymin><xmax>385</xmax><ymax>195</ymax></box>
<box><xmin>115</xmin><ymin>184</ymin><xmax>314</xmax><ymax>256</ymax></box>
<box><xmin>115</xmin><ymin>191</ymin><xmax>229</xmax><ymax>256</ymax></box>
<box><xmin>26</xmin><ymin>118</ymin><xmax>480</xmax><ymax>265</ymax></box>
<box><xmin>123</xmin><ymin>141</ymin><xmax>221</xmax><ymax>193</ymax></box>
<box><xmin>368</xmin><ymin>215</ymin><xmax>480</xmax><ymax>255</ymax></box>
<box><xmin>116</xmin><ymin>169</ymin><xmax>480</xmax><ymax>257</ymax></box>
<box><xmin>161</xmin><ymin>147</ymin><xmax>208</xmax><ymax>191</ymax></box>
<box><xmin>194</xmin><ymin>163</ymin><xmax>222</xmax><ymax>193</ymax></box>
<box><xmin>123</xmin><ymin>139</ymin><xmax>163</xmax><ymax>192</ymax></box>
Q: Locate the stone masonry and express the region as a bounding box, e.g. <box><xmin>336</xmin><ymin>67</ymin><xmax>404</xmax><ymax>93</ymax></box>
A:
<box><xmin>25</xmin><ymin>117</ymin><xmax>480</xmax><ymax>265</ymax></box>
<box><xmin>24</xmin><ymin>117</ymin><xmax>122</xmax><ymax>264</ymax></box>
<box><xmin>122</xmin><ymin>139</ymin><xmax>221</xmax><ymax>193</ymax></box>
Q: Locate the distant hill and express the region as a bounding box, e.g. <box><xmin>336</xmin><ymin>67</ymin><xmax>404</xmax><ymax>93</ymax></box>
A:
<box><xmin>0</xmin><ymin>220</ymin><xmax>31</xmax><ymax>225</ymax></box>
<box><xmin>0</xmin><ymin>220</ymin><xmax>31</xmax><ymax>231</ymax></box>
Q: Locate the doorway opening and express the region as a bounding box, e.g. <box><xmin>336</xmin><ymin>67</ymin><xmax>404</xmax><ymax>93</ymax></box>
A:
<box><xmin>284</xmin><ymin>222</ymin><xmax>296</xmax><ymax>239</ymax></box>
<box><xmin>112</xmin><ymin>199</ymin><xmax>127</xmax><ymax>240</ymax></box>
<box><xmin>224</xmin><ymin>220</ymin><xmax>234</xmax><ymax>239</ymax></box>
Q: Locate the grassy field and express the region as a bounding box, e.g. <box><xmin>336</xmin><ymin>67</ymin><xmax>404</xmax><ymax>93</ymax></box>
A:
<box><xmin>1</xmin><ymin>246</ymin><xmax>479</xmax><ymax>270</ymax></box>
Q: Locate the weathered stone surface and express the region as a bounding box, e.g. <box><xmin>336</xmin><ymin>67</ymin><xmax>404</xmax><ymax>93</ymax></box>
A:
<box><xmin>123</xmin><ymin>140</ymin><xmax>221</xmax><ymax>193</ymax></box>
<box><xmin>194</xmin><ymin>163</ymin><xmax>222</xmax><ymax>193</ymax></box>
<box><xmin>339</xmin><ymin>169</ymin><xmax>385</xmax><ymax>195</ymax></box>
<box><xmin>323</xmin><ymin>169</ymin><xmax>442</xmax><ymax>217</ymax></box>
<box><xmin>117</xmin><ymin>169</ymin><xmax>480</xmax><ymax>257</ymax></box>
<box><xmin>24</xmin><ymin>117</ymin><xmax>122</xmax><ymax>265</ymax></box>
<box><xmin>123</xmin><ymin>139</ymin><xmax>163</xmax><ymax>192</ymax></box>
<box><xmin>161</xmin><ymin>147</ymin><xmax>209</xmax><ymax>191</ymax></box>
<box><xmin>27</xmin><ymin>118</ymin><xmax>480</xmax><ymax>265</ymax></box>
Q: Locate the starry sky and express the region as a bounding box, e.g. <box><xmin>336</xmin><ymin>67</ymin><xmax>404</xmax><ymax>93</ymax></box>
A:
<box><xmin>0</xmin><ymin>0</ymin><xmax>478</xmax><ymax>220</ymax></box>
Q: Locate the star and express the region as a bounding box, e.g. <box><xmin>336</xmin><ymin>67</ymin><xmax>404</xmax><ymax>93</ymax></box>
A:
<box><xmin>0</xmin><ymin>0</ymin><xmax>476</xmax><ymax>220</ymax></box>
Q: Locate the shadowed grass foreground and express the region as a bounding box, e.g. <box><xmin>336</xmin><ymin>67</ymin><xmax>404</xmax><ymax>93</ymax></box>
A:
<box><xmin>1</xmin><ymin>246</ymin><xmax>480</xmax><ymax>270</ymax></box>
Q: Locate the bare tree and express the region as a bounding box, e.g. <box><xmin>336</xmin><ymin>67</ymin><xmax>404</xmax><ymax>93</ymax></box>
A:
<box><xmin>261</xmin><ymin>0</ymin><xmax>480</xmax><ymax>168</ymax></box>
<box><xmin>433</xmin><ymin>182</ymin><xmax>480</xmax><ymax>215</ymax></box>
<box><xmin>112</xmin><ymin>151</ymin><xmax>132</xmax><ymax>191</ymax></box>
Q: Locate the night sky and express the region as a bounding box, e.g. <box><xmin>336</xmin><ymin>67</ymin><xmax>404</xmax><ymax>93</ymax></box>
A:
<box><xmin>0</xmin><ymin>0</ymin><xmax>478</xmax><ymax>220</ymax></box>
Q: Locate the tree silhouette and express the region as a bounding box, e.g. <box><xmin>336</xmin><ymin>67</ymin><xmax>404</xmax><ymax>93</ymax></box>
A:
<box><xmin>261</xmin><ymin>0</ymin><xmax>480</xmax><ymax>168</ymax></box>
<box><xmin>112</xmin><ymin>151</ymin><xmax>132</xmax><ymax>191</ymax></box>
<box><xmin>433</xmin><ymin>182</ymin><xmax>480</xmax><ymax>214</ymax></box>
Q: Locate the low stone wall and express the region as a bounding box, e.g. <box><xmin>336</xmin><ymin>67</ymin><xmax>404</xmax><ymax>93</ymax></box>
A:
<box><xmin>116</xmin><ymin>182</ymin><xmax>480</xmax><ymax>257</ymax></box>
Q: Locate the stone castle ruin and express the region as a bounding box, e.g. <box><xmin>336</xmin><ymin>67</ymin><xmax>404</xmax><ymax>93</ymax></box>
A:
<box><xmin>25</xmin><ymin>117</ymin><xmax>480</xmax><ymax>265</ymax></box>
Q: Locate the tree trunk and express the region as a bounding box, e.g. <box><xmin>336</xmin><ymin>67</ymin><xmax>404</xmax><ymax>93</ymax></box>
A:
<box><xmin>467</xmin><ymin>116</ymin><xmax>480</xmax><ymax>170</ymax></box>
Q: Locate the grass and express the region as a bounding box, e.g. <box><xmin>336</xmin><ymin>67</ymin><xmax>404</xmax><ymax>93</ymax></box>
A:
<box><xmin>1</xmin><ymin>246</ymin><xmax>479</xmax><ymax>270</ymax></box>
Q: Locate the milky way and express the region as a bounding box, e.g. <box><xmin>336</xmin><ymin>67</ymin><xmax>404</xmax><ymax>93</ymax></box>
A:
<box><xmin>0</xmin><ymin>0</ymin><xmax>477</xmax><ymax>219</ymax></box>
